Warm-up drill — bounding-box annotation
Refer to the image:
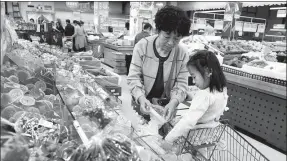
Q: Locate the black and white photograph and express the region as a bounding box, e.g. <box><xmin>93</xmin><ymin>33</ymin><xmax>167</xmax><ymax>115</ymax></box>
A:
<box><xmin>0</xmin><ymin>1</ymin><xmax>286</xmax><ymax>161</ymax></box>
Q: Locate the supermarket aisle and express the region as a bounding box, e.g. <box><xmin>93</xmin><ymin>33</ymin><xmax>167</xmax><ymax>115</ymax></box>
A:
<box><xmin>117</xmin><ymin>74</ymin><xmax>286</xmax><ymax>161</ymax></box>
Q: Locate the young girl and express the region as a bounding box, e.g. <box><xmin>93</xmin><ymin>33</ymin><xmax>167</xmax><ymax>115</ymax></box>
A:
<box><xmin>162</xmin><ymin>50</ymin><xmax>228</xmax><ymax>150</ymax></box>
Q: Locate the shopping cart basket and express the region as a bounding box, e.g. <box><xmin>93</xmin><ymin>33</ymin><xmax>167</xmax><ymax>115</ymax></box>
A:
<box><xmin>176</xmin><ymin>120</ymin><xmax>270</xmax><ymax>161</ymax></box>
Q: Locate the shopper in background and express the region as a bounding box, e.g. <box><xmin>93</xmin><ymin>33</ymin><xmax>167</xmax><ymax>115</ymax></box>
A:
<box><xmin>72</xmin><ymin>20</ymin><xmax>78</xmax><ymax>52</ymax></box>
<box><xmin>30</xmin><ymin>18</ymin><xmax>35</xmax><ymax>24</ymax></box>
<box><xmin>134</xmin><ymin>23</ymin><xmax>152</xmax><ymax>45</ymax></box>
<box><xmin>29</xmin><ymin>18</ymin><xmax>37</xmax><ymax>31</ymax></box>
<box><xmin>64</xmin><ymin>19</ymin><xmax>74</xmax><ymax>52</ymax></box>
<box><xmin>72</xmin><ymin>20</ymin><xmax>87</xmax><ymax>52</ymax></box>
<box><xmin>118</xmin><ymin>22</ymin><xmax>130</xmax><ymax>39</ymax></box>
<box><xmin>56</xmin><ymin>21</ymin><xmax>65</xmax><ymax>35</ymax></box>
<box><xmin>161</xmin><ymin>50</ymin><xmax>228</xmax><ymax>152</ymax></box>
<box><xmin>127</xmin><ymin>5</ymin><xmax>191</xmax><ymax>125</ymax></box>
<box><xmin>79</xmin><ymin>20</ymin><xmax>88</xmax><ymax>51</ymax></box>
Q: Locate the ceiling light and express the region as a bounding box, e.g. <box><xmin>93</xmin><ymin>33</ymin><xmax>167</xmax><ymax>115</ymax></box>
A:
<box><xmin>270</xmin><ymin>7</ymin><xmax>286</xmax><ymax>10</ymax></box>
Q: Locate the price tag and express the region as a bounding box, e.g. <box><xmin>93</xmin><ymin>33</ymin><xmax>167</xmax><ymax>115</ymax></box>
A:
<box><xmin>196</xmin><ymin>18</ymin><xmax>206</xmax><ymax>29</ymax></box>
<box><xmin>235</xmin><ymin>21</ymin><xmax>243</xmax><ymax>31</ymax></box>
<box><xmin>250</xmin><ymin>23</ymin><xmax>258</xmax><ymax>33</ymax></box>
<box><xmin>214</xmin><ymin>20</ymin><xmax>224</xmax><ymax>30</ymax></box>
<box><xmin>39</xmin><ymin>119</ymin><xmax>54</xmax><ymax>129</ymax></box>
<box><xmin>243</xmin><ymin>22</ymin><xmax>252</xmax><ymax>32</ymax></box>
<box><xmin>257</xmin><ymin>24</ymin><xmax>265</xmax><ymax>33</ymax></box>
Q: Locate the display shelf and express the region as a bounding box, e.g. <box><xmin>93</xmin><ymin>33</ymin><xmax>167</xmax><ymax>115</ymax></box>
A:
<box><xmin>222</xmin><ymin>82</ymin><xmax>286</xmax><ymax>153</ymax></box>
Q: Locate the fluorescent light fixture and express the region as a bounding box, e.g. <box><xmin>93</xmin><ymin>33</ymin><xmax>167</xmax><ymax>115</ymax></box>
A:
<box><xmin>200</xmin><ymin>10</ymin><xmax>225</xmax><ymax>13</ymax></box>
<box><xmin>270</xmin><ymin>7</ymin><xmax>286</xmax><ymax>10</ymax></box>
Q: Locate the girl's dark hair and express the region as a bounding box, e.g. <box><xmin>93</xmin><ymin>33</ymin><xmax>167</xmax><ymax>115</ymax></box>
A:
<box><xmin>155</xmin><ymin>5</ymin><xmax>191</xmax><ymax>36</ymax></box>
<box><xmin>187</xmin><ymin>50</ymin><xmax>226</xmax><ymax>92</ymax></box>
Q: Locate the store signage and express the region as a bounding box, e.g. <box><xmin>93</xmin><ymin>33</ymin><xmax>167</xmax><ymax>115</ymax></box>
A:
<box><xmin>214</xmin><ymin>20</ymin><xmax>224</xmax><ymax>30</ymax></box>
<box><xmin>235</xmin><ymin>21</ymin><xmax>243</xmax><ymax>31</ymax></box>
<box><xmin>250</xmin><ymin>23</ymin><xmax>258</xmax><ymax>32</ymax></box>
<box><xmin>66</xmin><ymin>2</ymin><xmax>78</xmax><ymax>9</ymax></box>
<box><xmin>277</xmin><ymin>10</ymin><xmax>286</xmax><ymax>18</ymax></box>
<box><xmin>273</xmin><ymin>24</ymin><xmax>285</xmax><ymax>29</ymax></box>
<box><xmin>257</xmin><ymin>24</ymin><xmax>265</xmax><ymax>33</ymax></box>
<box><xmin>243</xmin><ymin>22</ymin><xmax>252</xmax><ymax>32</ymax></box>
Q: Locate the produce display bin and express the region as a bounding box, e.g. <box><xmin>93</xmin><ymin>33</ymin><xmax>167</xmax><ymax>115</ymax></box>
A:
<box><xmin>222</xmin><ymin>66</ymin><xmax>286</xmax><ymax>153</ymax></box>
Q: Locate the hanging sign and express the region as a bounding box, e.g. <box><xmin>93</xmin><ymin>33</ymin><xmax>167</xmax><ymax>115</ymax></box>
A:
<box><xmin>250</xmin><ymin>23</ymin><xmax>258</xmax><ymax>33</ymax></box>
<box><xmin>243</xmin><ymin>22</ymin><xmax>252</xmax><ymax>32</ymax></box>
<box><xmin>235</xmin><ymin>21</ymin><xmax>243</xmax><ymax>31</ymax></box>
<box><xmin>196</xmin><ymin>18</ymin><xmax>206</xmax><ymax>29</ymax></box>
<box><xmin>257</xmin><ymin>24</ymin><xmax>265</xmax><ymax>33</ymax></box>
<box><xmin>277</xmin><ymin>10</ymin><xmax>286</xmax><ymax>18</ymax></box>
<box><xmin>214</xmin><ymin>20</ymin><xmax>224</xmax><ymax>30</ymax></box>
<box><xmin>224</xmin><ymin>14</ymin><xmax>233</xmax><ymax>21</ymax></box>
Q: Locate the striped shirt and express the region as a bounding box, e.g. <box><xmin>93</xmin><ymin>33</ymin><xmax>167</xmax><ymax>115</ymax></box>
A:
<box><xmin>127</xmin><ymin>35</ymin><xmax>189</xmax><ymax>104</ymax></box>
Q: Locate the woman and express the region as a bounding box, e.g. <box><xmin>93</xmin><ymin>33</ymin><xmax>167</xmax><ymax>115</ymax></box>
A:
<box><xmin>79</xmin><ymin>20</ymin><xmax>88</xmax><ymax>51</ymax></box>
<box><xmin>72</xmin><ymin>20</ymin><xmax>87</xmax><ymax>52</ymax></box>
<box><xmin>127</xmin><ymin>5</ymin><xmax>191</xmax><ymax>124</ymax></box>
<box><xmin>56</xmin><ymin>21</ymin><xmax>65</xmax><ymax>34</ymax></box>
<box><xmin>118</xmin><ymin>22</ymin><xmax>130</xmax><ymax>39</ymax></box>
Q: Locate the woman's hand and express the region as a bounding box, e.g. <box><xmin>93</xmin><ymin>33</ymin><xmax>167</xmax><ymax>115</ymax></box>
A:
<box><xmin>164</xmin><ymin>99</ymin><xmax>179</xmax><ymax>121</ymax></box>
<box><xmin>138</xmin><ymin>96</ymin><xmax>151</xmax><ymax>115</ymax></box>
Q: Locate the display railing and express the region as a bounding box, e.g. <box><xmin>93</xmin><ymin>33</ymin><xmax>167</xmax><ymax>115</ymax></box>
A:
<box><xmin>222</xmin><ymin>65</ymin><xmax>286</xmax><ymax>86</ymax></box>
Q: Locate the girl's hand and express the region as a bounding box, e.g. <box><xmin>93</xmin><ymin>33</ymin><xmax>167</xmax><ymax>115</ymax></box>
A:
<box><xmin>160</xmin><ymin>139</ymin><xmax>173</xmax><ymax>152</ymax></box>
<box><xmin>164</xmin><ymin>99</ymin><xmax>179</xmax><ymax>121</ymax></box>
<box><xmin>186</xmin><ymin>91</ymin><xmax>194</xmax><ymax>101</ymax></box>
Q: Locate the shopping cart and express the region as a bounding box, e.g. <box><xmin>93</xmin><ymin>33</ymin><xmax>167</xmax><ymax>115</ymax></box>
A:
<box><xmin>176</xmin><ymin>120</ymin><xmax>270</xmax><ymax>161</ymax></box>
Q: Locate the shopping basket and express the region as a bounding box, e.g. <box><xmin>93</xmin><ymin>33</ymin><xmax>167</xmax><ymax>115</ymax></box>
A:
<box><xmin>176</xmin><ymin>120</ymin><xmax>270</xmax><ymax>161</ymax></box>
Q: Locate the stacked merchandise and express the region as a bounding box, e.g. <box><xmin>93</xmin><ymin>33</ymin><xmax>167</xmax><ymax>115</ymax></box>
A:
<box><xmin>180</xmin><ymin>35</ymin><xmax>286</xmax><ymax>81</ymax></box>
<box><xmin>0</xmin><ymin>24</ymin><xmax>167</xmax><ymax>160</ymax></box>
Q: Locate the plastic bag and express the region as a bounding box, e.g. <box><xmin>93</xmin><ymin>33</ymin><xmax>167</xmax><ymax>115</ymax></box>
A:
<box><xmin>68</xmin><ymin>133</ymin><xmax>142</xmax><ymax>161</ymax></box>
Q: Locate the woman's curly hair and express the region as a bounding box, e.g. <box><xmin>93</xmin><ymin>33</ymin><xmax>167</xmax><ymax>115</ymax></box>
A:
<box><xmin>155</xmin><ymin>5</ymin><xmax>191</xmax><ymax>36</ymax></box>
